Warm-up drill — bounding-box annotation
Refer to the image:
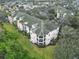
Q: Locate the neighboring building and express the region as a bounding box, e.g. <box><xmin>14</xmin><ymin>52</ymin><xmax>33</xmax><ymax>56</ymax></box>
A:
<box><xmin>56</xmin><ymin>5</ymin><xmax>74</xmax><ymax>19</ymax></box>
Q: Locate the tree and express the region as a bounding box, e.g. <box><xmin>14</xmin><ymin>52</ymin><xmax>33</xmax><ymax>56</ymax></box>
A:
<box><xmin>0</xmin><ymin>24</ymin><xmax>34</xmax><ymax>59</ymax></box>
<box><xmin>54</xmin><ymin>25</ymin><xmax>79</xmax><ymax>59</ymax></box>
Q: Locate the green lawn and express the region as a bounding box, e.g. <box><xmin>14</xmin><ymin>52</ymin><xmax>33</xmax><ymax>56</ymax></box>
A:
<box><xmin>3</xmin><ymin>23</ymin><xmax>57</xmax><ymax>59</ymax></box>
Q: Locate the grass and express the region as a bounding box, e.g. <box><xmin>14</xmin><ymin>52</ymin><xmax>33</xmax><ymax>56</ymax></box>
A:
<box><xmin>3</xmin><ymin>23</ymin><xmax>57</xmax><ymax>59</ymax></box>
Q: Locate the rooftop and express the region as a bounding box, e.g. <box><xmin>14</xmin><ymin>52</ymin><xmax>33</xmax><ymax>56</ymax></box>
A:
<box><xmin>15</xmin><ymin>11</ymin><xmax>59</xmax><ymax>35</ymax></box>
